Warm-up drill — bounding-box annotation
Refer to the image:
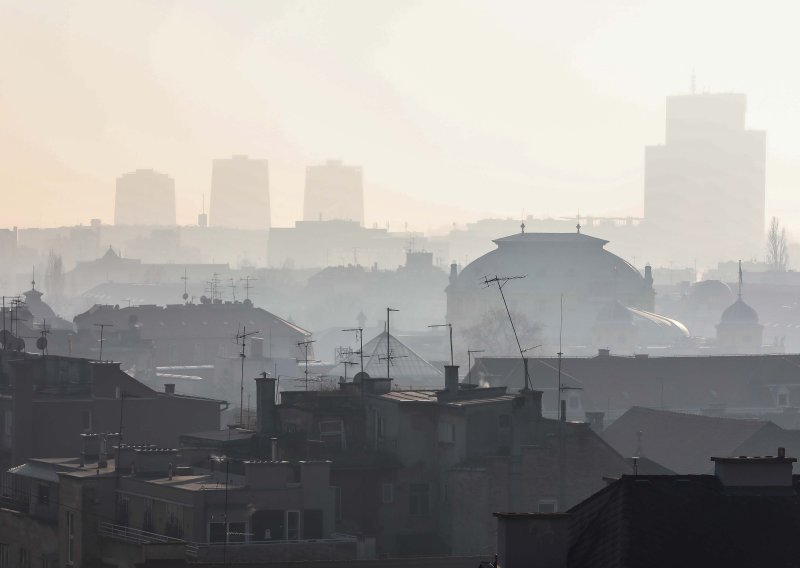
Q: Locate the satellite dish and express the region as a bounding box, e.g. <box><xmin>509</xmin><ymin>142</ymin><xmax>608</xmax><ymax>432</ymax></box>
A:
<box><xmin>182</xmin><ymin>292</ymin><xmax>189</xmax><ymax>301</ymax></box>
<box><xmin>353</xmin><ymin>371</ymin><xmax>370</xmax><ymax>383</ymax></box>
<box><xmin>36</xmin><ymin>337</ymin><xmax>47</xmax><ymax>351</ymax></box>
<box><xmin>15</xmin><ymin>338</ymin><xmax>25</xmax><ymax>352</ymax></box>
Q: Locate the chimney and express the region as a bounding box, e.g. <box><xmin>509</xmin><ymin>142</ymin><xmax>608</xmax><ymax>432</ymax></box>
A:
<box><xmin>597</xmin><ymin>348</ymin><xmax>610</xmax><ymax>358</ymax></box>
<box><xmin>255</xmin><ymin>373</ymin><xmax>277</xmax><ymax>435</ymax></box>
<box><xmin>98</xmin><ymin>435</ymin><xmax>108</xmax><ymax>468</ymax></box>
<box><xmin>445</xmin><ymin>365</ymin><xmax>459</xmax><ymax>394</ymax></box>
<box><xmin>711</xmin><ymin>448</ymin><xmax>797</xmax><ymax>489</ymax></box>
<box><xmin>493</xmin><ymin>512</ymin><xmax>569</xmax><ymax>568</ymax></box>
<box><xmin>644</xmin><ymin>264</ymin><xmax>653</xmax><ymax>285</ymax></box>
<box><xmin>164</xmin><ymin>383</ymin><xmax>175</xmax><ymax>394</ymax></box>
<box><xmin>271</xmin><ymin>438</ymin><xmax>279</xmax><ymax>461</ymax></box>
<box><xmin>585</xmin><ymin>411</ymin><xmax>605</xmax><ymax>433</ymax></box>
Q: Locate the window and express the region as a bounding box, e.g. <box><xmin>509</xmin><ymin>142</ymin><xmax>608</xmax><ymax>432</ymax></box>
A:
<box><xmin>228</xmin><ymin>522</ymin><xmax>246</xmax><ymax>543</ymax></box>
<box><xmin>165</xmin><ymin>503</ymin><xmax>183</xmax><ymax>538</ymax></box>
<box><xmin>409</xmin><ymin>483</ymin><xmax>430</xmax><ymax>516</ymax></box>
<box><xmin>375</xmin><ymin>412</ymin><xmax>385</xmax><ymax>440</ymax></box>
<box><xmin>286</xmin><ymin>511</ymin><xmax>300</xmax><ymax>540</ymax></box>
<box><xmin>381</xmin><ymin>483</ymin><xmax>394</xmax><ymax>504</ymax></box>
<box><xmin>438</xmin><ymin>421</ymin><xmax>455</xmax><ymax>443</ymax></box>
<box><xmin>81</xmin><ymin>411</ymin><xmax>92</xmax><ymax>432</ymax></box>
<box><xmin>537</xmin><ymin>500</ymin><xmax>557</xmax><ymax>513</ymax></box>
<box><xmin>209</xmin><ymin>522</ymin><xmax>227</xmax><ymax>543</ymax></box>
<box><xmin>19</xmin><ymin>548</ymin><xmax>30</xmax><ymax>568</ymax></box>
<box><xmin>37</xmin><ymin>483</ymin><xmax>50</xmax><ymax>506</ymax></box>
<box><xmin>332</xmin><ymin>486</ymin><xmax>342</xmax><ymax>521</ymax></box>
<box><xmin>66</xmin><ymin>511</ymin><xmax>75</xmax><ymax>564</ymax></box>
<box><xmin>143</xmin><ymin>499</ymin><xmax>154</xmax><ymax>532</ymax></box>
<box><xmin>319</xmin><ymin>420</ymin><xmax>346</xmax><ymax>449</ymax></box>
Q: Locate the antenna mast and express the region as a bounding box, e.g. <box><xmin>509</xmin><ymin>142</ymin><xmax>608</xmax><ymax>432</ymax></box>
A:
<box><xmin>386</xmin><ymin>308</ymin><xmax>399</xmax><ymax>380</ymax></box>
<box><xmin>342</xmin><ymin>327</ymin><xmax>364</xmax><ymax>376</ymax></box>
<box><xmin>94</xmin><ymin>323</ymin><xmax>113</xmax><ymax>362</ymax></box>
<box><xmin>297</xmin><ymin>339</ymin><xmax>316</xmax><ymax>391</ymax></box>
<box><xmin>483</xmin><ymin>275</ymin><xmax>531</xmax><ymax>390</ymax></box>
<box><xmin>235</xmin><ymin>326</ymin><xmax>260</xmax><ymax>424</ymax></box>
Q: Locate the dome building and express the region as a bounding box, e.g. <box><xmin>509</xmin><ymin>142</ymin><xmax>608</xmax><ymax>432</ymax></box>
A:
<box><xmin>716</xmin><ymin>263</ymin><xmax>763</xmax><ymax>353</ymax></box>
<box><xmin>446</xmin><ymin>228</ymin><xmax>656</xmax><ymax>348</ymax></box>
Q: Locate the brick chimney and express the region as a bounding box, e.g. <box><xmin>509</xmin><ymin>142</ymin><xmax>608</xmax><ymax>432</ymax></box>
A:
<box><xmin>493</xmin><ymin>512</ymin><xmax>569</xmax><ymax>568</ymax></box>
<box><xmin>255</xmin><ymin>373</ymin><xmax>277</xmax><ymax>435</ymax></box>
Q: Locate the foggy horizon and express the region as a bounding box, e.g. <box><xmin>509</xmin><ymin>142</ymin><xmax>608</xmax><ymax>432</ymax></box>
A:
<box><xmin>3</xmin><ymin>0</ymin><xmax>800</xmax><ymax>237</ymax></box>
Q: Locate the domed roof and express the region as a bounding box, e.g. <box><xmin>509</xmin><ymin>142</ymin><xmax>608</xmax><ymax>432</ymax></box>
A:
<box><xmin>687</xmin><ymin>280</ymin><xmax>734</xmax><ymax>310</ymax></box>
<box><xmin>720</xmin><ymin>297</ymin><xmax>759</xmax><ymax>324</ymax></box>
<box><xmin>596</xmin><ymin>300</ymin><xmax>634</xmax><ymax>323</ymax></box>
<box><xmin>450</xmin><ymin>231</ymin><xmax>645</xmax><ymax>296</ymax></box>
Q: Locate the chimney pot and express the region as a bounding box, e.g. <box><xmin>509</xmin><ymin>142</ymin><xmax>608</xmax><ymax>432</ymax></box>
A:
<box><xmin>255</xmin><ymin>374</ymin><xmax>277</xmax><ymax>435</ymax></box>
<box><xmin>779</xmin><ymin>447</ymin><xmax>786</xmax><ymax>458</ymax></box>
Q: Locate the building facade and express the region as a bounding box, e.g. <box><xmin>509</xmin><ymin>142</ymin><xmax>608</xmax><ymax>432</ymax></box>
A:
<box><xmin>644</xmin><ymin>92</ymin><xmax>767</xmax><ymax>264</ymax></box>
<box><xmin>303</xmin><ymin>160</ymin><xmax>364</xmax><ymax>225</ymax></box>
<box><xmin>114</xmin><ymin>169</ymin><xmax>176</xmax><ymax>226</ymax></box>
<box><xmin>210</xmin><ymin>155</ymin><xmax>271</xmax><ymax>230</ymax></box>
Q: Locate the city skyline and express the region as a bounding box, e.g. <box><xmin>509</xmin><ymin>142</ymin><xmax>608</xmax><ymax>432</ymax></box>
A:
<box><xmin>3</xmin><ymin>1</ymin><xmax>800</xmax><ymax>237</ymax></box>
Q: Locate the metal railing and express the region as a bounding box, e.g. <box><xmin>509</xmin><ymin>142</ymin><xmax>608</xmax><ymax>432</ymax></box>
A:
<box><xmin>98</xmin><ymin>522</ymin><xmax>186</xmax><ymax>545</ymax></box>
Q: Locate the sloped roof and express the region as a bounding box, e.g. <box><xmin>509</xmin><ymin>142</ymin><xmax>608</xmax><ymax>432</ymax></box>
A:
<box><xmin>326</xmin><ymin>331</ymin><xmax>443</xmax><ymax>387</ymax></box>
<box><xmin>602</xmin><ymin>407</ymin><xmax>773</xmax><ymax>473</ymax></box>
<box><xmin>568</xmin><ymin>474</ymin><xmax>800</xmax><ymax>568</ymax></box>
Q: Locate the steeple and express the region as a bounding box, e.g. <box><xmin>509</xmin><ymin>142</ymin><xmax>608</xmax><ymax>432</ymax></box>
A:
<box><xmin>738</xmin><ymin>259</ymin><xmax>743</xmax><ymax>298</ymax></box>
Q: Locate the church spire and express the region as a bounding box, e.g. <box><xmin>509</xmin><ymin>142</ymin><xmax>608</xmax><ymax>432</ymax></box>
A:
<box><xmin>738</xmin><ymin>259</ymin><xmax>743</xmax><ymax>298</ymax></box>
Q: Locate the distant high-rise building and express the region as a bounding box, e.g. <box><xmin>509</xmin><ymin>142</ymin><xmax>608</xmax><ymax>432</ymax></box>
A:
<box><xmin>210</xmin><ymin>155</ymin><xmax>270</xmax><ymax>230</ymax></box>
<box><xmin>303</xmin><ymin>160</ymin><xmax>364</xmax><ymax>225</ymax></box>
<box><xmin>114</xmin><ymin>169</ymin><xmax>176</xmax><ymax>226</ymax></box>
<box><xmin>644</xmin><ymin>92</ymin><xmax>766</xmax><ymax>263</ymax></box>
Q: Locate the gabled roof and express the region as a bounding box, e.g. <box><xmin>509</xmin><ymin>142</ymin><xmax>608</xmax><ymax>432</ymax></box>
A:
<box><xmin>326</xmin><ymin>331</ymin><xmax>443</xmax><ymax>387</ymax></box>
<box><xmin>602</xmin><ymin>407</ymin><xmax>780</xmax><ymax>474</ymax></box>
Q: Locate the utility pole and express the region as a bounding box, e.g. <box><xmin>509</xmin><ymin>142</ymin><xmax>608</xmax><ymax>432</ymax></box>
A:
<box><xmin>342</xmin><ymin>327</ymin><xmax>364</xmax><ymax>375</ymax></box>
<box><xmin>428</xmin><ymin>323</ymin><xmax>454</xmax><ymax>366</ymax></box>
<box><xmin>386</xmin><ymin>308</ymin><xmax>398</xmax><ymax>380</ymax></box>
<box><xmin>483</xmin><ymin>275</ymin><xmax>531</xmax><ymax>390</ymax></box>
<box><xmin>467</xmin><ymin>349</ymin><xmax>485</xmax><ymax>385</ymax></box>
<box><xmin>94</xmin><ymin>323</ymin><xmax>113</xmax><ymax>361</ymax></box>
<box><xmin>235</xmin><ymin>326</ymin><xmax>260</xmax><ymax>424</ymax></box>
<box><xmin>297</xmin><ymin>339</ymin><xmax>316</xmax><ymax>391</ymax></box>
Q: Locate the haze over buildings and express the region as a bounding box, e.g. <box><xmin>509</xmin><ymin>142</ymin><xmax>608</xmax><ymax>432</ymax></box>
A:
<box><xmin>114</xmin><ymin>169</ymin><xmax>176</xmax><ymax>226</ymax></box>
<box><xmin>210</xmin><ymin>154</ymin><xmax>271</xmax><ymax>230</ymax></box>
<box><xmin>304</xmin><ymin>160</ymin><xmax>364</xmax><ymax>225</ymax></box>
<box><xmin>645</xmin><ymin>91</ymin><xmax>766</xmax><ymax>264</ymax></box>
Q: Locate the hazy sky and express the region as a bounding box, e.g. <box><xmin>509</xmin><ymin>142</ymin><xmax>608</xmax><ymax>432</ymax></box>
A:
<box><xmin>2</xmin><ymin>0</ymin><xmax>799</xmax><ymax>234</ymax></box>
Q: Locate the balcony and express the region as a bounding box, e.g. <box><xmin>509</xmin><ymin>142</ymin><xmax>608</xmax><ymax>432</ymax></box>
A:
<box><xmin>186</xmin><ymin>535</ymin><xmax>360</xmax><ymax>563</ymax></box>
<box><xmin>99</xmin><ymin>522</ymin><xmax>186</xmax><ymax>545</ymax></box>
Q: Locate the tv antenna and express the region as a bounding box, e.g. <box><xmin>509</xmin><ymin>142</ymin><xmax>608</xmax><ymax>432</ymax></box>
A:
<box><xmin>228</xmin><ymin>278</ymin><xmax>238</xmax><ymax>303</ymax></box>
<box><xmin>297</xmin><ymin>339</ymin><xmax>316</xmax><ymax>391</ymax></box>
<box><xmin>386</xmin><ymin>308</ymin><xmax>399</xmax><ymax>380</ymax></box>
<box><xmin>36</xmin><ymin>319</ymin><xmax>50</xmax><ymax>355</ymax></box>
<box><xmin>93</xmin><ymin>323</ymin><xmax>113</xmax><ymax>361</ymax></box>
<box><xmin>235</xmin><ymin>326</ymin><xmax>260</xmax><ymax>424</ymax></box>
<box><xmin>428</xmin><ymin>323</ymin><xmax>454</xmax><ymax>366</ymax></box>
<box><xmin>181</xmin><ymin>269</ymin><xmax>189</xmax><ymax>302</ymax></box>
<box><xmin>240</xmin><ymin>276</ymin><xmax>257</xmax><ymax>301</ymax></box>
<box><xmin>342</xmin><ymin>360</ymin><xmax>358</xmax><ymax>382</ymax></box>
<box><xmin>342</xmin><ymin>327</ymin><xmax>364</xmax><ymax>376</ymax></box>
<box><xmin>483</xmin><ymin>275</ymin><xmax>531</xmax><ymax>390</ymax></box>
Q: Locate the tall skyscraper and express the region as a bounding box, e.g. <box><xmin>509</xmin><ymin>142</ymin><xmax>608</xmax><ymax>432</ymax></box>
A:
<box><xmin>644</xmin><ymin>92</ymin><xmax>766</xmax><ymax>263</ymax></box>
<box><xmin>303</xmin><ymin>160</ymin><xmax>364</xmax><ymax>224</ymax></box>
<box><xmin>114</xmin><ymin>169</ymin><xmax>176</xmax><ymax>226</ymax></box>
<box><xmin>210</xmin><ymin>155</ymin><xmax>271</xmax><ymax>230</ymax></box>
